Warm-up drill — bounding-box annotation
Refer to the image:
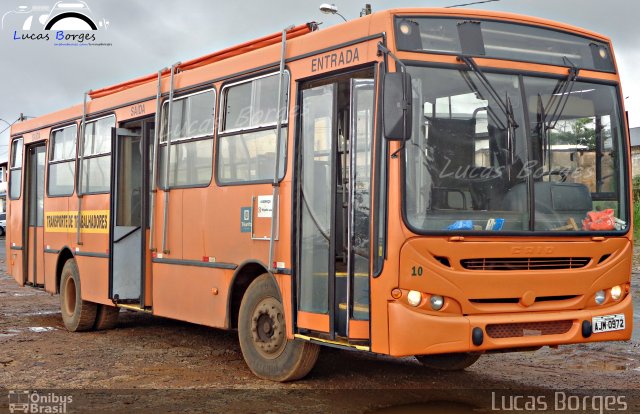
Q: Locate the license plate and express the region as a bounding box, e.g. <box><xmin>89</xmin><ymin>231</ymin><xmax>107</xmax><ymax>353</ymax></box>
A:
<box><xmin>592</xmin><ymin>314</ymin><xmax>626</xmax><ymax>333</ymax></box>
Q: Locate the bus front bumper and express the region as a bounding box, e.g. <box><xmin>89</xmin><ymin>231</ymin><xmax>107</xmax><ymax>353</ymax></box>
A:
<box><xmin>387</xmin><ymin>293</ymin><xmax>633</xmax><ymax>357</ymax></box>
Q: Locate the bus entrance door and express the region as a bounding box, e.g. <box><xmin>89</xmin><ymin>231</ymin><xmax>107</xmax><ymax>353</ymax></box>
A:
<box><xmin>24</xmin><ymin>144</ymin><xmax>46</xmax><ymax>286</ymax></box>
<box><xmin>110</xmin><ymin>128</ymin><xmax>144</xmax><ymax>304</ymax></box>
<box><xmin>297</xmin><ymin>71</ymin><xmax>375</xmax><ymax>344</ymax></box>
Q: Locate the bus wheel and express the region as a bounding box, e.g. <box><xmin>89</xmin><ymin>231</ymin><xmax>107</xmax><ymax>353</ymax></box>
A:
<box><xmin>238</xmin><ymin>274</ymin><xmax>320</xmax><ymax>382</ymax></box>
<box><xmin>416</xmin><ymin>352</ymin><xmax>481</xmax><ymax>371</ymax></box>
<box><xmin>94</xmin><ymin>305</ymin><xmax>120</xmax><ymax>330</ymax></box>
<box><xmin>59</xmin><ymin>259</ymin><xmax>97</xmax><ymax>332</ymax></box>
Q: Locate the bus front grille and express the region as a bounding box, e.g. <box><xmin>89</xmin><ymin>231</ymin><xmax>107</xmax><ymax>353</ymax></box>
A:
<box><xmin>486</xmin><ymin>320</ymin><xmax>573</xmax><ymax>339</ymax></box>
<box><xmin>460</xmin><ymin>257</ymin><xmax>590</xmax><ymax>271</ymax></box>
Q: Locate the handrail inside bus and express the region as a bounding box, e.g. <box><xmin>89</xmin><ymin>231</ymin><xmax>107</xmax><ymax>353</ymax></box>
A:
<box><xmin>88</xmin><ymin>23</ymin><xmax>318</xmax><ymax>100</ymax></box>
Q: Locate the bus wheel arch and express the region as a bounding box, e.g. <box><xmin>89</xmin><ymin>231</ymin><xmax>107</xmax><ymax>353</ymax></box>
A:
<box><xmin>55</xmin><ymin>247</ymin><xmax>75</xmax><ymax>294</ymax></box>
<box><xmin>228</xmin><ymin>260</ymin><xmax>275</xmax><ymax>329</ymax></box>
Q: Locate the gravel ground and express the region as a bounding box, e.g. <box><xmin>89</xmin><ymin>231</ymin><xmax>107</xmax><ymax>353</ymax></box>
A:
<box><xmin>0</xmin><ymin>239</ymin><xmax>638</xmax><ymax>413</ymax></box>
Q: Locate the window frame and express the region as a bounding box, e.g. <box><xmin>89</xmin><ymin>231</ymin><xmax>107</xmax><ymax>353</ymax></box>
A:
<box><xmin>47</xmin><ymin>124</ymin><xmax>78</xmax><ymax>198</ymax></box>
<box><xmin>8</xmin><ymin>137</ymin><xmax>24</xmax><ymax>200</ymax></box>
<box><xmin>77</xmin><ymin>114</ymin><xmax>116</xmax><ymax>196</ymax></box>
<box><xmin>157</xmin><ymin>87</ymin><xmax>216</xmax><ymax>190</ymax></box>
<box><xmin>216</xmin><ymin>70</ymin><xmax>291</xmax><ymax>186</ymax></box>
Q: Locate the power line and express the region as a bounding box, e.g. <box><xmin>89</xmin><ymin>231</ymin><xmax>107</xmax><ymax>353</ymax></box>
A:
<box><xmin>445</xmin><ymin>0</ymin><xmax>500</xmax><ymax>8</ymax></box>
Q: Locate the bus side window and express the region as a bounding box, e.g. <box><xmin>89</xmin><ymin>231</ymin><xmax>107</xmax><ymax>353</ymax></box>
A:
<box><xmin>49</xmin><ymin>125</ymin><xmax>77</xmax><ymax>197</ymax></box>
<box><xmin>80</xmin><ymin>116</ymin><xmax>115</xmax><ymax>194</ymax></box>
<box><xmin>217</xmin><ymin>72</ymin><xmax>289</xmax><ymax>184</ymax></box>
<box><xmin>9</xmin><ymin>138</ymin><xmax>24</xmax><ymax>199</ymax></box>
<box><xmin>158</xmin><ymin>89</ymin><xmax>215</xmax><ymax>188</ymax></box>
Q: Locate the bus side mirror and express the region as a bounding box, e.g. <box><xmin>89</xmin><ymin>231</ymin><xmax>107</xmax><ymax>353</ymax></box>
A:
<box><xmin>383</xmin><ymin>72</ymin><xmax>413</xmax><ymax>141</ymax></box>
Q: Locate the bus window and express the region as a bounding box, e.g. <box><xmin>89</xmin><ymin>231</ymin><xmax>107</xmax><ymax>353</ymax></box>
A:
<box><xmin>49</xmin><ymin>125</ymin><xmax>77</xmax><ymax>197</ymax></box>
<box><xmin>217</xmin><ymin>72</ymin><xmax>289</xmax><ymax>184</ymax></box>
<box><xmin>9</xmin><ymin>138</ymin><xmax>23</xmax><ymax>199</ymax></box>
<box><xmin>159</xmin><ymin>89</ymin><xmax>215</xmax><ymax>188</ymax></box>
<box><xmin>80</xmin><ymin>115</ymin><xmax>115</xmax><ymax>194</ymax></box>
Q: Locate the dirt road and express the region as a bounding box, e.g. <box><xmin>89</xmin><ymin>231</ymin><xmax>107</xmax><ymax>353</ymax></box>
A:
<box><xmin>0</xmin><ymin>239</ymin><xmax>638</xmax><ymax>413</ymax></box>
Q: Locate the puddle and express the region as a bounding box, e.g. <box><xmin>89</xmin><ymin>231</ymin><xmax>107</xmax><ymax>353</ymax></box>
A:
<box><xmin>22</xmin><ymin>310</ymin><xmax>59</xmax><ymax>317</ymax></box>
<box><xmin>0</xmin><ymin>326</ymin><xmax>58</xmax><ymax>338</ymax></box>
<box><xmin>28</xmin><ymin>327</ymin><xmax>56</xmax><ymax>333</ymax></box>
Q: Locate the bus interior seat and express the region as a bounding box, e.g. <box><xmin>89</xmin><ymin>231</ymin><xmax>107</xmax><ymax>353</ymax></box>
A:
<box><xmin>503</xmin><ymin>181</ymin><xmax>592</xmax><ymax>219</ymax></box>
<box><xmin>427</xmin><ymin>117</ymin><xmax>505</xmax><ymax>210</ymax></box>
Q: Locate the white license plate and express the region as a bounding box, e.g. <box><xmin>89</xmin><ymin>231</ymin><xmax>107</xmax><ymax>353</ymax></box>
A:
<box><xmin>592</xmin><ymin>314</ymin><xmax>626</xmax><ymax>333</ymax></box>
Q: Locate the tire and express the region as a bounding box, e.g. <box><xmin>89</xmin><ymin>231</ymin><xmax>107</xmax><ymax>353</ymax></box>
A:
<box><xmin>94</xmin><ymin>305</ymin><xmax>120</xmax><ymax>330</ymax></box>
<box><xmin>238</xmin><ymin>274</ymin><xmax>320</xmax><ymax>382</ymax></box>
<box><xmin>415</xmin><ymin>352</ymin><xmax>482</xmax><ymax>371</ymax></box>
<box><xmin>59</xmin><ymin>259</ymin><xmax>97</xmax><ymax>332</ymax></box>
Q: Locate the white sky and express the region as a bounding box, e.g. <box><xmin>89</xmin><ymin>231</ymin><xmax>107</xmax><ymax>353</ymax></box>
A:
<box><xmin>0</xmin><ymin>0</ymin><xmax>638</xmax><ymax>161</ymax></box>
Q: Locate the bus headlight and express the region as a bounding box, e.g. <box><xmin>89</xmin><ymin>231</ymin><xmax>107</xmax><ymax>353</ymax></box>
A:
<box><xmin>407</xmin><ymin>290</ymin><xmax>422</xmax><ymax>307</ymax></box>
<box><xmin>610</xmin><ymin>285</ymin><xmax>622</xmax><ymax>301</ymax></box>
<box><xmin>594</xmin><ymin>290</ymin><xmax>606</xmax><ymax>305</ymax></box>
<box><xmin>430</xmin><ymin>295</ymin><xmax>444</xmax><ymax>311</ymax></box>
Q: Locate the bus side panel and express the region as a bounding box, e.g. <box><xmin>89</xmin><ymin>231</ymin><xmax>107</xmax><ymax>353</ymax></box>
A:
<box><xmin>155</xmin><ymin>190</ymin><xmax>183</xmax><ymax>259</ymax></box>
<box><xmin>152</xmin><ymin>263</ymin><xmax>230</xmax><ymax>328</ymax></box>
<box><xmin>75</xmin><ymin>256</ymin><xmax>111</xmax><ymax>305</ymax></box>
<box><xmin>182</xmin><ymin>189</ymin><xmax>206</xmax><ymax>261</ymax></box>
<box><xmin>8</xmin><ymin>195</ymin><xmax>25</xmax><ymax>285</ymax></box>
<box><xmin>42</xmin><ymin>196</ymin><xmax>69</xmax><ymax>294</ymax></box>
<box><xmin>275</xmin><ymin>274</ymin><xmax>294</xmax><ymax>338</ymax></box>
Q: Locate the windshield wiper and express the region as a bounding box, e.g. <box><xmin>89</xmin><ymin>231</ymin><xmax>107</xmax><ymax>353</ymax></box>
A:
<box><xmin>542</xmin><ymin>57</ymin><xmax>580</xmax><ymax>130</ymax></box>
<box><xmin>457</xmin><ymin>55</ymin><xmax>519</xmax><ymax>131</ymax></box>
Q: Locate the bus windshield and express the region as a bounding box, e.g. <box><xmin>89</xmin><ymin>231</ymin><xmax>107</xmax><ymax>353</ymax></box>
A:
<box><xmin>403</xmin><ymin>65</ymin><xmax>628</xmax><ymax>233</ymax></box>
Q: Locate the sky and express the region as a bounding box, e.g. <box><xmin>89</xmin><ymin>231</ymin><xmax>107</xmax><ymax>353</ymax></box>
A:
<box><xmin>0</xmin><ymin>0</ymin><xmax>638</xmax><ymax>162</ymax></box>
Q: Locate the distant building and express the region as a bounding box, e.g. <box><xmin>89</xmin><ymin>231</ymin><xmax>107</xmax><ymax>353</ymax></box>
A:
<box><xmin>631</xmin><ymin>127</ymin><xmax>640</xmax><ymax>177</ymax></box>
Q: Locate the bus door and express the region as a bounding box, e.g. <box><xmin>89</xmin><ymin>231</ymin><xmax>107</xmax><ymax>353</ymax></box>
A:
<box><xmin>109</xmin><ymin>127</ymin><xmax>145</xmax><ymax>304</ymax></box>
<box><xmin>297</xmin><ymin>69</ymin><xmax>375</xmax><ymax>342</ymax></box>
<box><xmin>24</xmin><ymin>144</ymin><xmax>46</xmax><ymax>286</ymax></box>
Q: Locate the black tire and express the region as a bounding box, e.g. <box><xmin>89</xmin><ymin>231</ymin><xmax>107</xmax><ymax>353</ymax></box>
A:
<box><xmin>94</xmin><ymin>305</ymin><xmax>120</xmax><ymax>330</ymax></box>
<box><xmin>416</xmin><ymin>352</ymin><xmax>481</xmax><ymax>371</ymax></box>
<box><xmin>238</xmin><ymin>274</ymin><xmax>320</xmax><ymax>382</ymax></box>
<box><xmin>59</xmin><ymin>259</ymin><xmax>97</xmax><ymax>332</ymax></box>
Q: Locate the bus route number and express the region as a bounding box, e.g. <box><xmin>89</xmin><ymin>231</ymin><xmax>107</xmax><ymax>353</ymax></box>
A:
<box><xmin>411</xmin><ymin>266</ymin><xmax>423</xmax><ymax>277</ymax></box>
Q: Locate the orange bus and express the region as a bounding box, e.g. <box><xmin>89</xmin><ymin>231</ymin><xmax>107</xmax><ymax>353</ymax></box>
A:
<box><xmin>6</xmin><ymin>8</ymin><xmax>633</xmax><ymax>381</ymax></box>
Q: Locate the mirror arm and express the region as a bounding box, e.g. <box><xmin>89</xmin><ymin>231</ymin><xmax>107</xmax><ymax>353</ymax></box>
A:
<box><xmin>378</xmin><ymin>42</ymin><xmax>407</xmax><ymax>72</ymax></box>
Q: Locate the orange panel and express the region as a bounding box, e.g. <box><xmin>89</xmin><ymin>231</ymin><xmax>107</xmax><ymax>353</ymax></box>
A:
<box><xmin>152</xmin><ymin>263</ymin><xmax>230</xmax><ymax>328</ymax></box>
<box><xmin>297</xmin><ymin>311</ymin><xmax>329</xmax><ymax>333</ymax></box>
<box><xmin>75</xmin><ymin>256</ymin><xmax>111</xmax><ymax>305</ymax></box>
<box><xmin>144</xmin><ymin>230</ymin><xmax>153</xmax><ymax>307</ymax></box>
<box><xmin>35</xmin><ymin>227</ymin><xmax>45</xmax><ymax>286</ymax></box>
<box><xmin>349</xmin><ymin>320</ymin><xmax>370</xmax><ymax>340</ymax></box>
<box><xmin>27</xmin><ymin>227</ymin><xmax>35</xmax><ymax>284</ymax></box>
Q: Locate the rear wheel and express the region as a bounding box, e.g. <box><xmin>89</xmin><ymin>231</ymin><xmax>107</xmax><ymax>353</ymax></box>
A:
<box><xmin>94</xmin><ymin>305</ymin><xmax>120</xmax><ymax>330</ymax></box>
<box><xmin>238</xmin><ymin>274</ymin><xmax>320</xmax><ymax>382</ymax></box>
<box><xmin>60</xmin><ymin>259</ymin><xmax>97</xmax><ymax>332</ymax></box>
<box><xmin>415</xmin><ymin>352</ymin><xmax>481</xmax><ymax>371</ymax></box>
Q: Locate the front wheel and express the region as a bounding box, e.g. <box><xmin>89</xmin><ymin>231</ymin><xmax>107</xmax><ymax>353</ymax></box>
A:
<box><xmin>415</xmin><ymin>352</ymin><xmax>482</xmax><ymax>371</ymax></box>
<box><xmin>238</xmin><ymin>274</ymin><xmax>320</xmax><ymax>382</ymax></box>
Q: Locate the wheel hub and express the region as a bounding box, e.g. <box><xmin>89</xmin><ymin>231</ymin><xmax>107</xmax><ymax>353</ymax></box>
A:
<box><xmin>251</xmin><ymin>297</ymin><xmax>286</xmax><ymax>359</ymax></box>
